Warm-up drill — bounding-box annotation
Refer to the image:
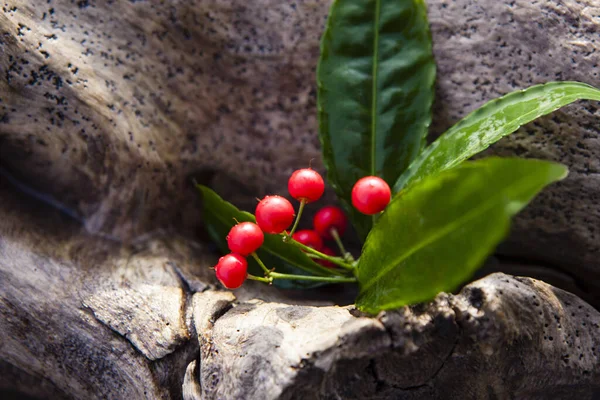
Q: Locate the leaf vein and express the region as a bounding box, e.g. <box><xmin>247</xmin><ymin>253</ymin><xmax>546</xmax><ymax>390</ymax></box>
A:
<box><xmin>370</xmin><ymin>0</ymin><xmax>381</xmax><ymax>176</ymax></box>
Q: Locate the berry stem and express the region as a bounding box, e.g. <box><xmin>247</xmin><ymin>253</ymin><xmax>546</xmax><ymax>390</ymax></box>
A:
<box><xmin>269</xmin><ymin>271</ymin><xmax>356</xmax><ymax>283</ymax></box>
<box><xmin>247</xmin><ymin>274</ymin><xmax>273</xmax><ymax>284</ymax></box>
<box><xmin>330</xmin><ymin>227</ymin><xmax>354</xmax><ymax>262</ymax></box>
<box><xmin>248</xmin><ymin>257</ymin><xmax>355</xmax><ymax>284</ymax></box>
<box><xmin>285</xmin><ymin>198</ymin><xmax>306</xmax><ymax>240</ymax></box>
<box><xmin>251</xmin><ymin>252</ymin><xmax>271</xmax><ymax>275</ymax></box>
<box><xmin>289</xmin><ymin>239</ymin><xmax>356</xmax><ymax>272</ymax></box>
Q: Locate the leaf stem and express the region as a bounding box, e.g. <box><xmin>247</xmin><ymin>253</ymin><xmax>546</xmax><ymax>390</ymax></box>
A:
<box><xmin>247</xmin><ymin>274</ymin><xmax>273</xmax><ymax>284</ymax></box>
<box><xmin>370</xmin><ymin>0</ymin><xmax>382</xmax><ymax>176</ymax></box>
<box><xmin>305</xmin><ymin>253</ymin><xmax>347</xmax><ymax>262</ymax></box>
<box><xmin>251</xmin><ymin>252</ymin><xmax>271</xmax><ymax>275</ymax></box>
<box><xmin>269</xmin><ymin>271</ymin><xmax>356</xmax><ymax>283</ymax></box>
<box><xmin>248</xmin><ymin>255</ymin><xmax>356</xmax><ymax>285</ymax></box>
<box><xmin>289</xmin><ymin>239</ymin><xmax>356</xmax><ymax>272</ymax></box>
<box><xmin>285</xmin><ymin>198</ymin><xmax>306</xmax><ymax>240</ymax></box>
<box><xmin>330</xmin><ymin>228</ymin><xmax>354</xmax><ymax>262</ymax></box>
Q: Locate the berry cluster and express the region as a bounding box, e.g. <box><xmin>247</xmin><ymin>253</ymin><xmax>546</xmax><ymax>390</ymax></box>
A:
<box><xmin>213</xmin><ymin>168</ymin><xmax>391</xmax><ymax>289</ymax></box>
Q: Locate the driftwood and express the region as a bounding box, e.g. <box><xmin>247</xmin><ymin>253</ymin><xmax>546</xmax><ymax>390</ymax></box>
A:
<box><xmin>2</xmin><ymin>183</ymin><xmax>600</xmax><ymax>399</ymax></box>
<box><xmin>2</xmin><ymin>0</ymin><xmax>600</xmax><ymax>398</ymax></box>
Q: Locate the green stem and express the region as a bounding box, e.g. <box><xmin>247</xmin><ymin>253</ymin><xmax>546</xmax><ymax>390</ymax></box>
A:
<box><xmin>290</xmin><ymin>240</ymin><xmax>356</xmax><ymax>272</ymax></box>
<box><xmin>330</xmin><ymin>228</ymin><xmax>354</xmax><ymax>262</ymax></box>
<box><xmin>251</xmin><ymin>252</ymin><xmax>271</xmax><ymax>275</ymax></box>
<box><xmin>285</xmin><ymin>198</ymin><xmax>306</xmax><ymax>240</ymax></box>
<box><xmin>247</xmin><ymin>274</ymin><xmax>273</xmax><ymax>284</ymax></box>
<box><xmin>305</xmin><ymin>253</ymin><xmax>345</xmax><ymax>262</ymax></box>
<box><xmin>269</xmin><ymin>271</ymin><xmax>356</xmax><ymax>283</ymax></box>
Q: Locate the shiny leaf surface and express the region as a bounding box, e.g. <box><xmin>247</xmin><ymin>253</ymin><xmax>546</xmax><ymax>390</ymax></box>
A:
<box><xmin>318</xmin><ymin>0</ymin><xmax>436</xmax><ymax>239</ymax></box>
<box><xmin>357</xmin><ymin>157</ymin><xmax>568</xmax><ymax>313</ymax></box>
<box><xmin>394</xmin><ymin>81</ymin><xmax>600</xmax><ymax>191</ymax></box>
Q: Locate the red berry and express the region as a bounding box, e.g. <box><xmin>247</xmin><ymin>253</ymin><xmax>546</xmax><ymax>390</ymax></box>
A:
<box><xmin>292</xmin><ymin>229</ymin><xmax>323</xmax><ymax>251</ymax></box>
<box><xmin>226</xmin><ymin>222</ymin><xmax>264</xmax><ymax>256</ymax></box>
<box><xmin>351</xmin><ymin>176</ymin><xmax>391</xmax><ymax>215</ymax></box>
<box><xmin>214</xmin><ymin>253</ymin><xmax>248</xmax><ymax>289</ymax></box>
<box><xmin>255</xmin><ymin>195</ymin><xmax>295</xmax><ymax>234</ymax></box>
<box><xmin>313</xmin><ymin>206</ymin><xmax>348</xmax><ymax>240</ymax></box>
<box><xmin>317</xmin><ymin>246</ymin><xmax>336</xmax><ymax>268</ymax></box>
<box><xmin>288</xmin><ymin>168</ymin><xmax>325</xmax><ymax>203</ymax></box>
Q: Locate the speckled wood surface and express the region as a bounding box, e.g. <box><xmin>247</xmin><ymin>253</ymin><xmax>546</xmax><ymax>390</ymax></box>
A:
<box><xmin>1</xmin><ymin>0</ymin><xmax>599</xmax><ymax>296</ymax></box>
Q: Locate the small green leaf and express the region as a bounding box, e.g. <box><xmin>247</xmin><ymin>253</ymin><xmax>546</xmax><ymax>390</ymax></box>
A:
<box><xmin>318</xmin><ymin>0</ymin><xmax>436</xmax><ymax>239</ymax></box>
<box><xmin>356</xmin><ymin>157</ymin><xmax>568</xmax><ymax>313</ymax></box>
<box><xmin>394</xmin><ymin>81</ymin><xmax>600</xmax><ymax>192</ymax></box>
<box><xmin>197</xmin><ymin>185</ymin><xmax>338</xmax><ymax>278</ymax></box>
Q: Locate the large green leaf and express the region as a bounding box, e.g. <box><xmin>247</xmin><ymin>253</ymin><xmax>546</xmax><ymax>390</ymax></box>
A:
<box><xmin>318</xmin><ymin>0</ymin><xmax>436</xmax><ymax>239</ymax></box>
<box><xmin>197</xmin><ymin>185</ymin><xmax>339</xmax><ymax>279</ymax></box>
<box><xmin>356</xmin><ymin>157</ymin><xmax>568</xmax><ymax>313</ymax></box>
<box><xmin>394</xmin><ymin>81</ymin><xmax>600</xmax><ymax>192</ymax></box>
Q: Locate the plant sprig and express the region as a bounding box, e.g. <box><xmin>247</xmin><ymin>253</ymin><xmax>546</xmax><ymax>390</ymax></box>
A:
<box><xmin>198</xmin><ymin>0</ymin><xmax>600</xmax><ymax>313</ymax></box>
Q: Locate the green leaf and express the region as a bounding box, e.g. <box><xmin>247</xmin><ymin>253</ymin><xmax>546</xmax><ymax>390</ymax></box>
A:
<box><xmin>356</xmin><ymin>157</ymin><xmax>568</xmax><ymax>313</ymax></box>
<box><xmin>394</xmin><ymin>81</ymin><xmax>600</xmax><ymax>192</ymax></box>
<box><xmin>197</xmin><ymin>185</ymin><xmax>338</xmax><ymax>279</ymax></box>
<box><xmin>318</xmin><ymin>0</ymin><xmax>436</xmax><ymax>239</ymax></box>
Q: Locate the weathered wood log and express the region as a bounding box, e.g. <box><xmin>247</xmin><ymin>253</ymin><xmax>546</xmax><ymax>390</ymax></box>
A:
<box><xmin>2</xmin><ymin>182</ymin><xmax>599</xmax><ymax>398</ymax></box>
<box><xmin>0</xmin><ymin>182</ymin><xmax>207</xmax><ymax>398</ymax></box>
<box><xmin>193</xmin><ymin>274</ymin><xmax>600</xmax><ymax>399</ymax></box>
